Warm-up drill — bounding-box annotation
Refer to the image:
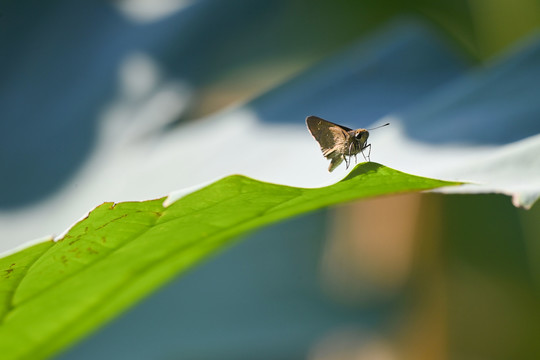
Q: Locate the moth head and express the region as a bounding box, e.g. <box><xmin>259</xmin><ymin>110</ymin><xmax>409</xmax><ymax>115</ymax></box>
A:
<box><xmin>354</xmin><ymin>129</ymin><xmax>369</xmax><ymax>143</ymax></box>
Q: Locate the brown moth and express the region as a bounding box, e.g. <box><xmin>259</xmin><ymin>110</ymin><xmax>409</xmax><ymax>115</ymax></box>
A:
<box><xmin>306</xmin><ymin>115</ymin><xmax>389</xmax><ymax>172</ymax></box>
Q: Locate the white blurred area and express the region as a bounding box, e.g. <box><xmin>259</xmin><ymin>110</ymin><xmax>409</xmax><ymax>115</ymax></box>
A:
<box><xmin>3</xmin><ymin>3</ymin><xmax>539</xmax><ymax>255</ymax></box>
<box><xmin>114</xmin><ymin>0</ymin><xmax>196</xmax><ymax>23</ymax></box>
<box><xmin>2</xmin><ymin>43</ymin><xmax>540</xmax><ymax>253</ymax></box>
<box><xmin>373</xmin><ymin>117</ymin><xmax>540</xmax><ymax>208</ymax></box>
<box><xmin>0</xmin><ymin>51</ymin><xmax>338</xmax><ymax>253</ymax></box>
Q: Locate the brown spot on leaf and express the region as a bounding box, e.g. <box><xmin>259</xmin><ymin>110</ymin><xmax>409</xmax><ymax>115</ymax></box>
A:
<box><xmin>87</xmin><ymin>247</ymin><xmax>98</xmax><ymax>255</ymax></box>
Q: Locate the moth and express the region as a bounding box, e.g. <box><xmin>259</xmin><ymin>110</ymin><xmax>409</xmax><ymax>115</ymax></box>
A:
<box><xmin>306</xmin><ymin>115</ymin><xmax>389</xmax><ymax>172</ymax></box>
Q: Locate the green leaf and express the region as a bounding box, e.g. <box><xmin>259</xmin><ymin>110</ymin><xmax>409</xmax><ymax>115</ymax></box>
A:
<box><xmin>0</xmin><ymin>163</ymin><xmax>460</xmax><ymax>360</ymax></box>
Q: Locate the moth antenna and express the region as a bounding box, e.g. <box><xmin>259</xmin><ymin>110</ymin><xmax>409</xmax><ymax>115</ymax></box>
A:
<box><xmin>366</xmin><ymin>122</ymin><xmax>390</xmax><ymax>131</ymax></box>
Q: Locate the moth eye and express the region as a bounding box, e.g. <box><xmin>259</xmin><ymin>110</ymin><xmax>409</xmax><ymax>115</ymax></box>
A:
<box><xmin>355</xmin><ymin>132</ymin><xmax>363</xmax><ymax>139</ymax></box>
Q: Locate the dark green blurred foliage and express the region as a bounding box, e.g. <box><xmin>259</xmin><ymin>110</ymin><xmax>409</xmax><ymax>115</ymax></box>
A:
<box><xmin>443</xmin><ymin>195</ymin><xmax>540</xmax><ymax>359</ymax></box>
<box><xmin>415</xmin><ymin>194</ymin><xmax>540</xmax><ymax>359</ymax></box>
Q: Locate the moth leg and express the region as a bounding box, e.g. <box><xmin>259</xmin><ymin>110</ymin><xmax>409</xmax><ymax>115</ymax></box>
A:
<box><xmin>361</xmin><ymin>144</ymin><xmax>371</xmax><ymax>162</ymax></box>
<box><xmin>347</xmin><ymin>143</ymin><xmax>358</xmax><ymax>167</ymax></box>
<box><xmin>343</xmin><ymin>154</ymin><xmax>349</xmax><ymax>169</ymax></box>
<box><xmin>347</xmin><ymin>144</ymin><xmax>353</xmax><ymax>167</ymax></box>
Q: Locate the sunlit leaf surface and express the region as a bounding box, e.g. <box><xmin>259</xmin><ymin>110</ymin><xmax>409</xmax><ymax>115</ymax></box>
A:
<box><xmin>0</xmin><ymin>164</ymin><xmax>458</xmax><ymax>360</ymax></box>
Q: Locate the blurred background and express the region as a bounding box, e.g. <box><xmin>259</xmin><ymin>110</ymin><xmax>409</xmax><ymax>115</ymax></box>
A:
<box><xmin>1</xmin><ymin>0</ymin><xmax>539</xmax><ymax>359</ymax></box>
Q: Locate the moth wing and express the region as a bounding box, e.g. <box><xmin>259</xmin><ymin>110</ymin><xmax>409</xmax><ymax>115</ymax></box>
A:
<box><xmin>328</xmin><ymin>155</ymin><xmax>344</xmax><ymax>172</ymax></box>
<box><xmin>306</xmin><ymin>115</ymin><xmax>352</xmax><ymax>133</ymax></box>
<box><xmin>306</xmin><ymin>116</ymin><xmax>350</xmax><ymax>155</ymax></box>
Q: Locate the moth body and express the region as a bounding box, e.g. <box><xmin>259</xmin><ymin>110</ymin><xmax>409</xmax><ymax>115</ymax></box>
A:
<box><xmin>306</xmin><ymin>115</ymin><xmax>387</xmax><ymax>172</ymax></box>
